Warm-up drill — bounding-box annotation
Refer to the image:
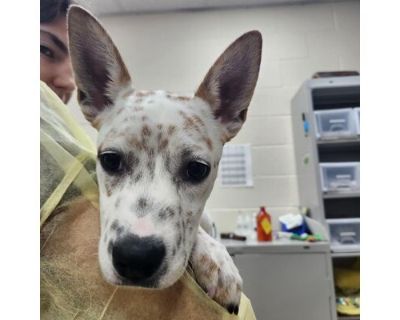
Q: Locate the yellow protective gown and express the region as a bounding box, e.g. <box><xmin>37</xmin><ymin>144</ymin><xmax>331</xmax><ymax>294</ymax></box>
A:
<box><xmin>40</xmin><ymin>82</ymin><xmax>256</xmax><ymax>320</ymax></box>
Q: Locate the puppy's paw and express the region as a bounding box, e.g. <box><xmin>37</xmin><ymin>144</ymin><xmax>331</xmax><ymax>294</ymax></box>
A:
<box><xmin>190</xmin><ymin>228</ymin><xmax>242</xmax><ymax>315</ymax></box>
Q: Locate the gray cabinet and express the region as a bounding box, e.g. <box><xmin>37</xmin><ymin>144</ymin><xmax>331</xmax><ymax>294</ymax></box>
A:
<box><xmin>225</xmin><ymin>241</ymin><xmax>337</xmax><ymax>320</ymax></box>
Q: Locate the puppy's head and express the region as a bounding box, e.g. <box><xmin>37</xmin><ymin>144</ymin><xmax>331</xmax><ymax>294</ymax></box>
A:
<box><xmin>68</xmin><ymin>6</ymin><xmax>261</xmax><ymax>289</ymax></box>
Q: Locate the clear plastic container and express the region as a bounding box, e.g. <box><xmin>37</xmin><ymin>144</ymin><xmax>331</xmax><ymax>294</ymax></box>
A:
<box><xmin>314</xmin><ymin>108</ymin><xmax>358</xmax><ymax>140</ymax></box>
<box><xmin>235</xmin><ymin>213</ymin><xmax>246</xmax><ymax>237</ymax></box>
<box><xmin>327</xmin><ymin>218</ymin><xmax>360</xmax><ymax>252</ymax></box>
<box><xmin>320</xmin><ymin>162</ymin><xmax>360</xmax><ymax>193</ymax></box>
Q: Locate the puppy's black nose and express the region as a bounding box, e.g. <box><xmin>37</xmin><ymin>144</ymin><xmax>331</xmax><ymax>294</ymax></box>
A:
<box><xmin>112</xmin><ymin>234</ymin><xmax>166</xmax><ymax>282</ymax></box>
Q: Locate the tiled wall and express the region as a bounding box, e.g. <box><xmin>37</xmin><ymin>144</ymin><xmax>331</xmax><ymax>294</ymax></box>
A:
<box><xmin>68</xmin><ymin>0</ymin><xmax>360</xmax><ymax>232</ymax></box>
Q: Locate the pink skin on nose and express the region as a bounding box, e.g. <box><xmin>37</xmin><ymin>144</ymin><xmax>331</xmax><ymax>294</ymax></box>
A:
<box><xmin>131</xmin><ymin>218</ymin><xmax>156</xmax><ymax>237</ymax></box>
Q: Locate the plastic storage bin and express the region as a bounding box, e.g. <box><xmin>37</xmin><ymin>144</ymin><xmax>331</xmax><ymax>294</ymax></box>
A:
<box><xmin>327</xmin><ymin>218</ymin><xmax>360</xmax><ymax>252</ymax></box>
<box><xmin>314</xmin><ymin>108</ymin><xmax>358</xmax><ymax>140</ymax></box>
<box><xmin>354</xmin><ymin>107</ymin><xmax>360</xmax><ymax>135</ymax></box>
<box><xmin>320</xmin><ymin>162</ymin><xmax>360</xmax><ymax>193</ymax></box>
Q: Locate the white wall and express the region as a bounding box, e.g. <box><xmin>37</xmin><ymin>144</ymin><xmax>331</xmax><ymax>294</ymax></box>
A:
<box><xmin>68</xmin><ymin>0</ymin><xmax>360</xmax><ymax>232</ymax></box>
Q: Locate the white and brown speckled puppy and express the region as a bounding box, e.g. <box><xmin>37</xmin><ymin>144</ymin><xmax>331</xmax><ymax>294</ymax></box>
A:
<box><xmin>67</xmin><ymin>6</ymin><xmax>261</xmax><ymax>315</ymax></box>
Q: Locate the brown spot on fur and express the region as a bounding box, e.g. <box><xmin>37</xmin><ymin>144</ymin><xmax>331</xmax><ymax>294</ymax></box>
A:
<box><xmin>105</xmin><ymin>177</ymin><xmax>123</xmax><ymax>198</ymax></box>
<box><xmin>168</xmin><ymin>125</ymin><xmax>176</xmax><ymax>135</ymax></box>
<box><xmin>184</xmin><ymin>117</ymin><xmax>200</xmax><ymax>132</ymax></box>
<box><xmin>159</xmin><ymin>139</ymin><xmax>169</xmax><ymax>151</ymax></box>
<box><xmin>157</xmin><ymin>124</ymin><xmax>163</xmax><ymax>130</ymax></box>
<box><xmin>134</xmin><ymin>172</ymin><xmax>143</xmax><ymax>183</ymax></box>
<box><xmin>147</xmin><ymin>159</ymin><xmax>155</xmax><ymax>179</ymax></box>
<box><xmin>136</xmin><ymin>91</ymin><xmax>154</xmax><ymax>97</ymax></box>
<box><xmin>128</xmin><ymin>136</ymin><xmax>144</xmax><ymax>150</ymax></box>
<box><xmin>193</xmin><ymin>115</ymin><xmax>205</xmax><ymax>127</ymax></box>
<box><xmin>199</xmin><ymin>254</ymin><xmax>208</xmax><ymax>265</ymax></box>
<box><xmin>106</xmin><ymin>186</ymin><xmax>112</xmax><ymax>197</ymax></box>
<box><xmin>142</xmin><ymin>115</ymin><xmax>148</xmax><ymax>121</ymax></box>
<box><xmin>180</xmin><ymin>111</ymin><xmax>203</xmax><ymax>133</ymax></box>
<box><xmin>204</xmin><ymin>137</ymin><xmax>213</xmax><ymax>150</ymax></box>
<box><xmin>165</xmin><ymin>152</ymin><xmax>172</xmax><ymax>173</ymax></box>
<box><xmin>215</xmin><ymin>287</ymin><xmax>229</xmax><ymax>304</ymax></box>
<box><xmin>177</xmin><ymin>96</ymin><xmax>191</xmax><ymax>101</ymax></box>
<box><xmin>167</xmin><ymin>94</ymin><xmax>191</xmax><ymax>101</ymax></box>
<box><xmin>176</xmin><ymin>233</ymin><xmax>182</xmax><ymax>247</ymax></box>
<box><xmin>142</xmin><ymin>125</ymin><xmax>152</xmax><ymax>137</ymax></box>
<box><xmin>207</xmin><ymin>262</ymin><xmax>219</xmax><ymax>278</ymax></box>
<box><xmin>198</xmin><ymin>255</ymin><xmax>219</xmax><ymax>279</ymax></box>
<box><xmin>157</xmin><ymin>132</ymin><xmax>163</xmax><ymax>143</ymax></box>
<box><xmin>148</xmin><ymin>148</ymin><xmax>155</xmax><ymax>158</ymax></box>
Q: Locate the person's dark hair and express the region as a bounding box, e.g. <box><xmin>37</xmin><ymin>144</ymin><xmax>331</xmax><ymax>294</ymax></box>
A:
<box><xmin>41</xmin><ymin>0</ymin><xmax>72</xmax><ymax>24</ymax></box>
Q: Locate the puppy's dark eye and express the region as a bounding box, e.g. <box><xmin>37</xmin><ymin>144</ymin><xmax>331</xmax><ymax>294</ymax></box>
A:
<box><xmin>185</xmin><ymin>161</ymin><xmax>210</xmax><ymax>183</ymax></box>
<box><xmin>99</xmin><ymin>151</ymin><xmax>123</xmax><ymax>173</ymax></box>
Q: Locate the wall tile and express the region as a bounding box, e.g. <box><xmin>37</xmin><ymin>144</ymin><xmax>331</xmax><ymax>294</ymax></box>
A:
<box><xmin>207</xmin><ymin>176</ymin><xmax>299</xmax><ymax>209</ymax></box>
<box><xmin>232</xmin><ymin>115</ymin><xmax>293</xmax><ymax>146</ymax></box>
<box><xmin>252</xmin><ymin>145</ymin><xmax>296</xmax><ymax>176</ymax></box>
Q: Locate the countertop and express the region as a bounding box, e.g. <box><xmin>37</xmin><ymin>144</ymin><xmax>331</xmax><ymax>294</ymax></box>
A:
<box><xmin>221</xmin><ymin>238</ymin><xmax>331</xmax><ymax>255</ymax></box>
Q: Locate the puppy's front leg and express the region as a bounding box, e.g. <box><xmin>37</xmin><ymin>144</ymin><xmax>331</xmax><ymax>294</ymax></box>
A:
<box><xmin>190</xmin><ymin>227</ymin><xmax>242</xmax><ymax>315</ymax></box>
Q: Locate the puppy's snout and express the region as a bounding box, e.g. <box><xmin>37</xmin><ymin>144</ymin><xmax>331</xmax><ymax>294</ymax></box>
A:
<box><xmin>112</xmin><ymin>234</ymin><xmax>166</xmax><ymax>282</ymax></box>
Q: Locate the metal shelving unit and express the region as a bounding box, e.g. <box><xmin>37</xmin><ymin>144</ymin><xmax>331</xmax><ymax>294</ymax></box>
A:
<box><xmin>291</xmin><ymin>76</ymin><xmax>360</xmax><ymax>320</ymax></box>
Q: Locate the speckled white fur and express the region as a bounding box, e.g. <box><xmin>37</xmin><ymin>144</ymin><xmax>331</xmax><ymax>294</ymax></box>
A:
<box><xmin>96</xmin><ymin>91</ymin><xmax>225</xmax><ymax>289</ymax></box>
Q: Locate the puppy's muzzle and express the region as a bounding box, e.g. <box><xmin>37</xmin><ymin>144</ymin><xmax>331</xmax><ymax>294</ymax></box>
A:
<box><xmin>112</xmin><ymin>234</ymin><xmax>166</xmax><ymax>284</ymax></box>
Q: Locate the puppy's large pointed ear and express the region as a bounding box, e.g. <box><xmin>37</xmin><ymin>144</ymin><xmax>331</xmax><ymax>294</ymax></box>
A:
<box><xmin>67</xmin><ymin>6</ymin><xmax>132</xmax><ymax>127</ymax></box>
<box><xmin>195</xmin><ymin>31</ymin><xmax>262</xmax><ymax>142</ymax></box>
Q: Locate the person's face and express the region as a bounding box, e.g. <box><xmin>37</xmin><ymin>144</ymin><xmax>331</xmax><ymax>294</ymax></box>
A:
<box><xmin>40</xmin><ymin>16</ymin><xmax>75</xmax><ymax>103</ymax></box>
